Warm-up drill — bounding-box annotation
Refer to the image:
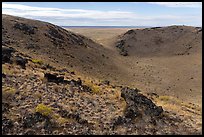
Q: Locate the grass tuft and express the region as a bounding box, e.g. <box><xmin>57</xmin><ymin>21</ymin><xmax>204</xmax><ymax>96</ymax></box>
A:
<box><xmin>35</xmin><ymin>104</ymin><xmax>52</xmax><ymax>116</ymax></box>
<box><xmin>84</xmin><ymin>80</ymin><xmax>100</xmax><ymax>93</ymax></box>
<box><xmin>31</xmin><ymin>59</ymin><xmax>43</xmax><ymax>65</ymax></box>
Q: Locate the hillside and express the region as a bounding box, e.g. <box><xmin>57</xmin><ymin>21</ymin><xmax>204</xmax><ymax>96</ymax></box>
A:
<box><xmin>2</xmin><ymin>14</ymin><xmax>202</xmax><ymax>135</ymax></box>
<box><xmin>68</xmin><ymin>26</ymin><xmax>202</xmax><ymax>106</ymax></box>
<box><xmin>115</xmin><ymin>26</ymin><xmax>202</xmax><ymax>57</ymax></box>
<box><xmin>2</xmin><ymin>14</ymin><xmax>119</xmax><ymax>82</ymax></box>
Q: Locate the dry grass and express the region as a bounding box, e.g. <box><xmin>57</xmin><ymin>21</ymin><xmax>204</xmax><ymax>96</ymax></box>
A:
<box><xmin>35</xmin><ymin>104</ymin><xmax>53</xmax><ymax>116</ymax></box>
<box><xmin>2</xmin><ymin>86</ymin><xmax>16</xmax><ymax>100</ymax></box>
<box><xmin>31</xmin><ymin>59</ymin><xmax>43</xmax><ymax>65</ymax></box>
<box><xmin>84</xmin><ymin>80</ymin><xmax>101</xmax><ymax>94</ymax></box>
<box><xmin>2</xmin><ymin>64</ymin><xmax>15</xmax><ymax>75</ymax></box>
<box><xmin>154</xmin><ymin>95</ymin><xmax>202</xmax><ymax>116</ymax></box>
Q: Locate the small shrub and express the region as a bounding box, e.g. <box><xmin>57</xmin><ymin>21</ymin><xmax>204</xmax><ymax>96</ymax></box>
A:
<box><xmin>158</xmin><ymin>96</ymin><xmax>183</xmax><ymax>106</ymax></box>
<box><xmin>2</xmin><ymin>86</ymin><xmax>16</xmax><ymax>100</ymax></box>
<box><xmin>31</xmin><ymin>59</ymin><xmax>43</xmax><ymax>65</ymax></box>
<box><xmin>35</xmin><ymin>104</ymin><xmax>52</xmax><ymax>116</ymax></box>
<box><xmin>84</xmin><ymin>80</ymin><xmax>100</xmax><ymax>93</ymax></box>
<box><xmin>158</xmin><ymin>96</ymin><xmax>171</xmax><ymax>102</ymax></box>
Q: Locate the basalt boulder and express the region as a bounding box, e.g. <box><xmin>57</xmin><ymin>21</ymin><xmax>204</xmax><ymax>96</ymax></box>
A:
<box><xmin>121</xmin><ymin>87</ymin><xmax>163</xmax><ymax>119</ymax></box>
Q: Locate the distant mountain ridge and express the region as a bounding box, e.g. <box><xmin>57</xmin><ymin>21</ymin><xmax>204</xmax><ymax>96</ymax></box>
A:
<box><xmin>61</xmin><ymin>26</ymin><xmax>152</xmax><ymax>28</ymax></box>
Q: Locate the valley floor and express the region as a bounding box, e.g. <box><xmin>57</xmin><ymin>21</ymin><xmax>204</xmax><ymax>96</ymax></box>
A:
<box><xmin>67</xmin><ymin>28</ymin><xmax>202</xmax><ymax>106</ymax></box>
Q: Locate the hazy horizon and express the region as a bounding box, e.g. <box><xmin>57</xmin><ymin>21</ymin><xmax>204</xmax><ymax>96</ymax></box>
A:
<box><xmin>2</xmin><ymin>2</ymin><xmax>202</xmax><ymax>27</ymax></box>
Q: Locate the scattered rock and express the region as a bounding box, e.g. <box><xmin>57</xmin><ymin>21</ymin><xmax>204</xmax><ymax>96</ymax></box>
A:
<box><xmin>22</xmin><ymin>113</ymin><xmax>36</xmax><ymax>128</ymax></box>
<box><xmin>2</xmin><ymin>102</ymin><xmax>10</xmax><ymax>113</ymax></box>
<box><xmin>58</xmin><ymin>109</ymin><xmax>86</xmax><ymax>124</ymax></box>
<box><xmin>81</xmin><ymin>85</ymin><xmax>92</xmax><ymax>92</ymax></box>
<box><xmin>102</xmin><ymin>80</ymin><xmax>110</xmax><ymax>85</ymax></box>
<box><xmin>2</xmin><ymin>46</ymin><xmax>15</xmax><ymax>64</ymax></box>
<box><xmin>120</xmin><ymin>49</ymin><xmax>128</xmax><ymax>56</ymax></box>
<box><xmin>2</xmin><ymin>73</ymin><xmax>6</xmax><ymax>78</ymax></box>
<box><xmin>14</xmin><ymin>22</ymin><xmax>37</xmax><ymax>35</ymax></box>
<box><xmin>70</xmin><ymin>71</ymin><xmax>75</xmax><ymax>75</ymax></box>
<box><xmin>44</xmin><ymin>73</ymin><xmax>69</xmax><ymax>84</ymax></box>
<box><xmin>70</xmin><ymin>78</ymin><xmax>82</xmax><ymax>87</ymax></box>
<box><xmin>24</xmin><ymin>129</ymin><xmax>36</xmax><ymax>135</ymax></box>
<box><xmin>41</xmin><ymin>64</ymin><xmax>55</xmax><ymax>70</ymax></box>
<box><xmin>112</xmin><ymin>116</ymin><xmax>126</xmax><ymax>129</ymax></box>
<box><xmin>2</xmin><ymin>117</ymin><xmax>14</xmax><ymax>134</ymax></box>
<box><xmin>14</xmin><ymin>56</ymin><xmax>28</xmax><ymax>69</ymax></box>
<box><xmin>116</xmin><ymin>40</ymin><xmax>125</xmax><ymax>49</ymax></box>
<box><xmin>22</xmin><ymin>112</ymin><xmax>49</xmax><ymax>128</ymax></box>
<box><xmin>47</xmin><ymin>25</ymin><xmax>64</xmax><ymax>41</ymax></box>
<box><xmin>147</xmin><ymin>92</ymin><xmax>159</xmax><ymax>98</ymax></box>
<box><xmin>44</xmin><ymin>118</ymin><xmax>56</xmax><ymax>134</ymax></box>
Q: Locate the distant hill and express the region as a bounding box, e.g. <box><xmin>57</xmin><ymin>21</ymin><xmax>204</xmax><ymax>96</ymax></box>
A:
<box><xmin>61</xmin><ymin>26</ymin><xmax>151</xmax><ymax>28</ymax></box>
<box><xmin>115</xmin><ymin>26</ymin><xmax>202</xmax><ymax>57</ymax></box>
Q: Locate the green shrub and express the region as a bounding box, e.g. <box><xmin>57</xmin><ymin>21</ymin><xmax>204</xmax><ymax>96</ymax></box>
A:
<box><xmin>31</xmin><ymin>59</ymin><xmax>43</xmax><ymax>65</ymax></box>
<box><xmin>84</xmin><ymin>80</ymin><xmax>100</xmax><ymax>93</ymax></box>
<box><xmin>35</xmin><ymin>104</ymin><xmax>52</xmax><ymax>116</ymax></box>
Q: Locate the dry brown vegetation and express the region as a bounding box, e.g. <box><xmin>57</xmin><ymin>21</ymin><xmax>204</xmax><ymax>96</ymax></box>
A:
<box><xmin>2</xmin><ymin>14</ymin><xmax>202</xmax><ymax>135</ymax></box>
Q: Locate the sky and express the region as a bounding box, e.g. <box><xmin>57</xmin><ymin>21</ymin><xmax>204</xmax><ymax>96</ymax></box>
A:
<box><xmin>2</xmin><ymin>2</ymin><xmax>202</xmax><ymax>27</ymax></box>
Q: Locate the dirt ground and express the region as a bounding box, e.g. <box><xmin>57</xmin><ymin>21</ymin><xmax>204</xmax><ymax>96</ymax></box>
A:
<box><xmin>67</xmin><ymin>27</ymin><xmax>202</xmax><ymax>106</ymax></box>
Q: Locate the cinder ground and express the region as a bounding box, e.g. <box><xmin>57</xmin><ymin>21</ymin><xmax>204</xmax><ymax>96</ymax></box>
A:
<box><xmin>2</xmin><ymin>14</ymin><xmax>202</xmax><ymax>135</ymax></box>
<box><xmin>68</xmin><ymin>27</ymin><xmax>202</xmax><ymax>106</ymax></box>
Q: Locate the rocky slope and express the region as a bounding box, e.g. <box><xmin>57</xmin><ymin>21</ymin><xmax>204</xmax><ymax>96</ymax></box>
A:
<box><xmin>2</xmin><ymin>14</ymin><xmax>202</xmax><ymax>135</ymax></box>
<box><xmin>2</xmin><ymin>47</ymin><xmax>201</xmax><ymax>135</ymax></box>
<box><xmin>115</xmin><ymin>26</ymin><xmax>202</xmax><ymax>57</ymax></box>
<box><xmin>2</xmin><ymin>14</ymin><xmax>118</xmax><ymax>81</ymax></box>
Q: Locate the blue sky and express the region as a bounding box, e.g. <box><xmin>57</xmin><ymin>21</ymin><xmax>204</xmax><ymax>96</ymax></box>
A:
<box><xmin>2</xmin><ymin>2</ymin><xmax>202</xmax><ymax>26</ymax></box>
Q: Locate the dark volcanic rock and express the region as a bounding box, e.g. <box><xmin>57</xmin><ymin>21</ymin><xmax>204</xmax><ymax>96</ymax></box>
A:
<box><xmin>14</xmin><ymin>56</ymin><xmax>28</xmax><ymax>69</ymax></box>
<box><xmin>124</xmin><ymin>30</ymin><xmax>136</xmax><ymax>35</ymax></box>
<box><xmin>58</xmin><ymin>109</ymin><xmax>70</xmax><ymax>118</ymax></box>
<box><xmin>2</xmin><ymin>46</ymin><xmax>15</xmax><ymax>64</ymax></box>
<box><xmin>120</xmin><ymin>49</ymin><xmax>128</xmax><ymax>56</ymax></box>
<box><xmin>81</xmin><ymin>85</ymin><xmax>92</xmax><ymax>92</ymax></box>
<box><xmin>112</xmin><ymin>116</ymin><xmax>127</xmax><ymax>129</ymax></box>
<box><xmin>102</xmin><ymin>80</ymin><xmax>110</xmax><ymax>85</ymax></box>
<box><xmin>2</xmin><ymin>73</ymin><xmax>6</xmax><ymax>78</ymax></box>
<box><xmin>121</xmin><ymin>87</ymin><xmax>163</xmax><ymax>118</ymax></box>
<box><xmin>22</xmin><ymin>113</ymin><xmax>37</xmax><ymax>128</ymax></box>
<box><xmin>22</xmin><ymin>112</ymin><xmax>49</xmax><ymax>128</ymax></box>
<box><xmin>47</xmin><ymin>25</ymin><xmax>65</xmax><ymax>41</ymax></box>
<box><xmin>70</xmin><ymin>78</ymin><xmax>82</xmax><ymax>87</ymax></box>
<box><xmin>44</xmin><ymin>118</ymin><xmax>56</xmax><ymax>134</ymax></box>
<box><xmin>2</xmin><ymin>117</ymin><xmax>14</xmax><ymax>134</ymax></box>
<box><xmin>124</xmin><ymin>105</ymin><xmax>141</xmax><ymax>119</ymax></box>
<box><xmin>116</xmin><ymin>40</ymin><xmax>129</xmax><ymax>56</ymax></box>
<box><xmin>116</xmin><ymin>40</ymin><xmax>125</xmax><ymax>49</ymax></box>
<box><xmin>58</xmin><ymin>109</ymin><xmax>88</xmax><ymax>125</ymax></box>
<box><xmin>121</xmin><ymin>87</ymin><xmax>141</xmax><ymax>100</ymax></box>
<box><xmin>24</xmin><ymin>129</ymin><xmax>36</xmax><ymax>135</ymax></box>
<box><xmin>44</xmin><ymin>73</ymin><xmax>69</xmax><ymax>84</ymax></box>
<box><xmin>14</xmin><ymin>22</ymin><xmax>37</xmax><ymax>35</ymax></box>
<box><xmin>2</xmin><ymin>102</ymin><xmax>10</xmax><ymax>113</ymax></box>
